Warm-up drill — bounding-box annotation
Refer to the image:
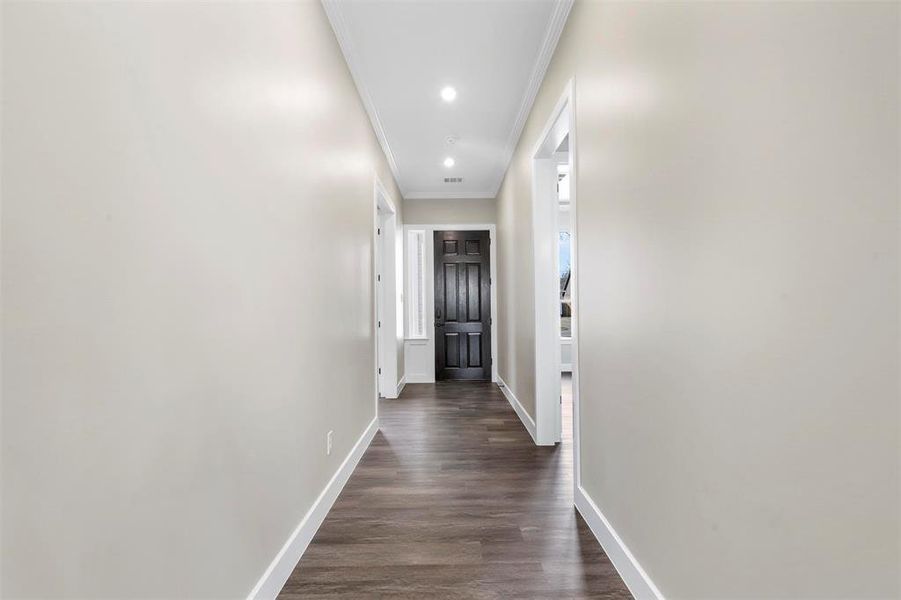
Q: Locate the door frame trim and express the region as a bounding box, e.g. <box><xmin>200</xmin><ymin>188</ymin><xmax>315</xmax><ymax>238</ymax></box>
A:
<box><xmin>402</xmin><ymin>223</ymin><xmax>497</xmax><ymax>383</ymax></box>
<box><xmin>530</xmin><ymin>80</ymin><xmax>580</xmax><ymax>486</ymax></box>
<box><xmin>373</xmin><ymin>176</ymin><xmax>399</xmax><ymax>410</ymax></box>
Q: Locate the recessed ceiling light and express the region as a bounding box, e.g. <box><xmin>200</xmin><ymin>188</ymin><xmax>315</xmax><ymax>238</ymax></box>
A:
<box><xmin>443</xmin><ymin>157</ymin><xmax>455</xmax><ymax>168</ymax></box>
<box><xmin>440</xmin><ymin>86</ymin><xmax>457</xmax><ymax>102</ymax></box>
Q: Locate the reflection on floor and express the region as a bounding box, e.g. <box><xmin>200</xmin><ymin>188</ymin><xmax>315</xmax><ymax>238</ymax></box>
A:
<box><xmin>279</xmin><ymin>379</ymin><xmax>630</xmax><ymax>599</ymax></box>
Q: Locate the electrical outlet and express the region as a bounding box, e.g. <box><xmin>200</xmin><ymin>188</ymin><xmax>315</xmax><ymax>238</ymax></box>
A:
<box><xmin>327</xmin><ymin>430</ymin><xmax>333</xmax><ymax>456</ymax></box>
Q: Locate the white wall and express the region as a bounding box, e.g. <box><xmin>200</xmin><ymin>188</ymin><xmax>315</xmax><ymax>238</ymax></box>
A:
<box><xmin>1</xmin><ymin>2</ymin><xmax>402</xmax><ymax>597</ymax></box>
<box><xmin>497</xmin><ymin>1</ymin><xmax>899</xmax><ymax>597</ymax></box>
<box><xmin>403</xmin><ymin>197</ymin><xmax>496</xmax><ymax>225</ymax></box>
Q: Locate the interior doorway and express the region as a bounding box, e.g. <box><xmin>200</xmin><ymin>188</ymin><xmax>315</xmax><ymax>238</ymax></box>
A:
<box><xmin>433</xmin><ymin>230</ymin><xmax>492</xmax><ymax>381</ymax></box>
<box><xmin>376</xmin><ymin>206</ymin><xmax>387</xmax><ymax>396</ymax></box>
<box><xmin>531</xmin><ymin>80</ymin><xmax>580</xmax><ymax>495</ymax></box>
<box><xmin>373</xmin><ymin>178</ymin><xmax>400</xmax><ymax>403</ymax></box>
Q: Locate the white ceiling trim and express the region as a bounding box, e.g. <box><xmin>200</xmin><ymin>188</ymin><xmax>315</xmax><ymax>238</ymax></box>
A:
<box><xmin>490</xmin><ymin>0</ymin><xmax>574</xmax><ymax>198</ymax></box>
<box><xmin>404</xmin><ymin>191</ymin><xmax>496</xmax><ymax>200</ymax></box>
<box><xmin>322</xmin><ymin>0</ymin><xmax>406</xmax><ymax>196</ymax></box>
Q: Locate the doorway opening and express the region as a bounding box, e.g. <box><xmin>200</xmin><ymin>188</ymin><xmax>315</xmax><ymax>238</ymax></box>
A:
<box><xmin>531</xmin><ymin>80</ymin><xmax>580</xmax><ymax>491</ymax></box>
<box><xmin>374</xmin><ymin>178</ymin><xmax>400</xmax><ymax>406</ymax></box>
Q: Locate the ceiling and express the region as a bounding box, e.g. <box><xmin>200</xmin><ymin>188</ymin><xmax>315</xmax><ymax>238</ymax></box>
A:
<box><xmin>323</xmin><ymin>0</ymin><xmax>572</xmax><ymax>199</ymax></box>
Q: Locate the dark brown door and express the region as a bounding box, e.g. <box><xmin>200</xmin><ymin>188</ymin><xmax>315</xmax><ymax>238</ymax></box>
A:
<box><xmin>435</xmin><ymin>230</ymin><xmax>491</xmax><ymax>380</ymax></box>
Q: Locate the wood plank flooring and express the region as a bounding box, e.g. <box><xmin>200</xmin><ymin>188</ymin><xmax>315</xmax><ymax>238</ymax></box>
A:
<box><xmin>278</xmin><ymin>379</ymin><xmax>631</xmax><ymax>599</ymax></box>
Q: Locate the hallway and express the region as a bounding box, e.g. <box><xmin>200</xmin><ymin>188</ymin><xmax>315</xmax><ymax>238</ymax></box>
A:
<box><xmin>279</xmin><ymin>380</ymin><xmax>629</xmax><ymax>599</ymax></box>
<box><xmin>3</xmin><ymin>1</ymin><xmax>898</xmax><ymax>597</ymax></box>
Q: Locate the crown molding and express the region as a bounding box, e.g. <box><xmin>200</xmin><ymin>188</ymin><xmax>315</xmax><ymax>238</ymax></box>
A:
<box><xmin>324</xmin><ymin>0</ymin><xmax>572</xmax><ymax>201</ymax></box>
<box><xmin>404</xmin><ymin>191</ymin><xmax>496</xmax><ymax>201</ymax></box>
<box><xmin>490</xmin><ymin>0</ymin><xmax>574</xmax><ymax>197</ymax></box>
<box><xmin>322</xmin><ymin>0</ymin><xmax>406</xmax><ymax>197</ymax></box>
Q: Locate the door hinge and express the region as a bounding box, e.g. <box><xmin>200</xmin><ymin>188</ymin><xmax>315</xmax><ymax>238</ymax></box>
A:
<box><xmin>378</xmin><ymin>367</ymin><xmax>381</xmax><ymax>375</ymax></box>
<box><xmin>489</xmin><ymin>317</ymin><xmax>493</xmax><ymax>325</ymax></box>
<box><xmin>378</xmin><ymin>321</ymin><xmax>381</xmax><ymax>328</ymax></box>
<box><xmin>377</xmin><ymin>274</ymin><xmax>381</xmax><ymax>282</ymax></box>
<box><xmin>377</xmin><ymin>227</ymin><xmax>381</xmax><ymax>235</ymax></box>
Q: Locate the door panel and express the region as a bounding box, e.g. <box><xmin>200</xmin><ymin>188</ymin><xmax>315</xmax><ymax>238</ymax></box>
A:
<box><xmin>466</xmin><ymin>263</ymin><xmax>481</xmax><ymax>321</ymax></box>
<box><xmin>444</xmin><ymin>263</ymin><xmax>458</xmax><ymax>322</ymax></box>
<box><xmin>444</xmin><ymin>333</ymin><xmax>460</xmax><ymax>368</ymax></box>
<box><xmin>467</xmin><ymin>333</ymin><xmax>482</xmax><ymax>367</ymax></box>
<box><xmin>435</xmin><ymin>230</ymin><xmax>491</xmax><ymax>380</ymax></box>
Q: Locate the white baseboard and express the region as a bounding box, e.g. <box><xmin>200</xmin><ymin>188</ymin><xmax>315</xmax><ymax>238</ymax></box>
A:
<box><xmin>247</xmin><ymin>417</ymin><xmax>379</xmax><ymax>600</ymax></box>
<box><xmin>405</xmin><ymin>373</ymin><xmax>435</xmax><ymax>384</ymax></box>
<box><xmin>575</xmin><ymin>485</ymin><xmax>664</xmax><ymax>600</ymax></box>
<box><xmin>496</xmin><ymin>376</ymin><xmax>537</xmax><ymax>443</ymax></box>
<box><xmin>395</xmin><ymin>375</ymin><xmax>407</xmax><ymax>397</ymax></box>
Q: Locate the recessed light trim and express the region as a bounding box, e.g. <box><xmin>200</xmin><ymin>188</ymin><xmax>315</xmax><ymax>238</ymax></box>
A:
<box><xmin>440</xmin><ymin>86</ymin><xmax>457</xmax><ymax>102</ymax></box>
<box><xmin>443</xmin><ymin>157</ymin><xmax>455</xmax><ymax>168</ymax></box>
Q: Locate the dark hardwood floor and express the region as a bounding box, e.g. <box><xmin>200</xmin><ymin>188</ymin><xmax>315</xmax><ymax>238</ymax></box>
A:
<box><xmin>279</xmin><ymin>379</ymin><xmax>631</xmax><ymax>599</ymax></box>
